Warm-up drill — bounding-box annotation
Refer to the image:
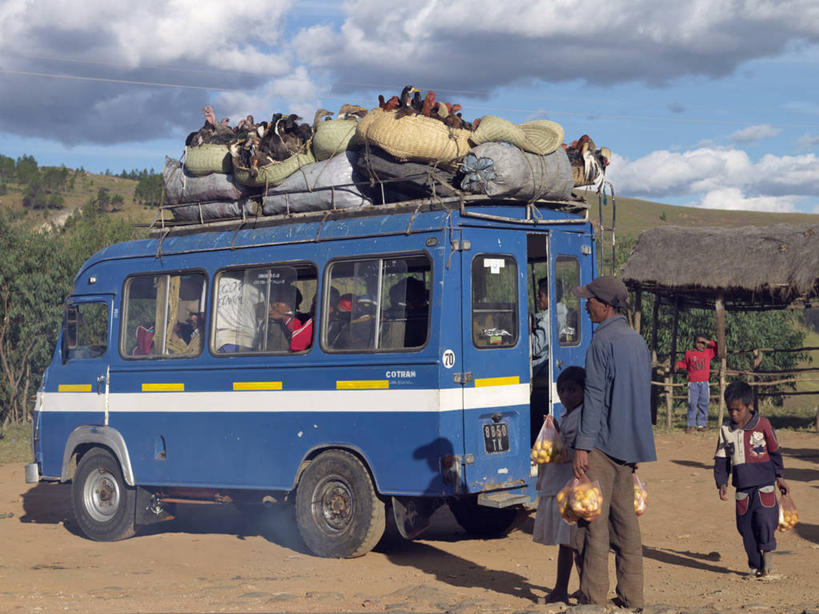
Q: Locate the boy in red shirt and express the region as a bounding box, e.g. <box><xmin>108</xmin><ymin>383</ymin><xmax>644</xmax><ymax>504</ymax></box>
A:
<box><xmin>675</xmin><ymin>333</ymin><xmax>717</xmax><ymax>432</ymax></box>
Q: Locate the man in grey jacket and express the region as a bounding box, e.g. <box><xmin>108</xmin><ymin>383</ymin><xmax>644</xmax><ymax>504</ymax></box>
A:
<box><xmin>571</xmin><ymin>276</ymin><xmax>656</xmax><ymax>608</ymax></box>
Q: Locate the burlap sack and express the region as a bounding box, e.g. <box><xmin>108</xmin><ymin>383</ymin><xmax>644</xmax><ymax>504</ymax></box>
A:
<box><xmin>262</xmin><ymin>151</ymin><xmax>371</xmax><ymax>214</ymax></box>
<box><xmin>460</xmin><ymin>142</ymin><xmax>573</xmax><ymax>201</ymax></box>
<box><xmin>184</xmin><ymin>144</ymin><xmax>232</xmax><ymax>176</ymax></box>
<box><xmin>232</xmin><ymin>151</ymin><xmax>316</xmax><ymax>188</ymax></box>
<box><xmin>356</xmin><ymin>108</ymin><xmax>472</xmax><ymax>165</ymax></box>
<box><xmin>312</xmin><ymin>119</ymin><xmax>360</xmax><ymax>161</ymax></box>
<box><xmin>163</xmin><ymin>157</ymin><xmax>247</xmax><ymax>205</ymax></box>
<box><xmin>470</xmin><ymin>116</ymin><xmax>564</xmax><ymax>156</ymax></box>
<box><xmin>170</xmin><ymin>198</ymin><xmax>260</xmax><ymax>223</ymax></box>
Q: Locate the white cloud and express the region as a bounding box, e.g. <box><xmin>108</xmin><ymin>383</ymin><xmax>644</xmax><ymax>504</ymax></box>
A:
<box><xmin>699</xmin><ymin>188</ymin><xmax>800</xmax><ymax>212</ymax></box>
<box><xmin>797</xmin><ymin>133</ymin><xmax>819</xmax><ymax>150</ymax></box>
<box><xmin>608</xmin><ymin>147</ymin><xmax>819</xmax><ymax>212</ymax></box>
<box><xmin>295</xmin><ymin>0</ymin><xmax>819</xmax><ymax>91</ymax></box>
<box><xmin>0</xmin><ymin>0</ymin><xmax>300</xmax><ymax>144</ymax></box>
<box><xmin>730</xmin><ymin>124</ymin><xmax>781</xmax><ymax>143</ymax></box>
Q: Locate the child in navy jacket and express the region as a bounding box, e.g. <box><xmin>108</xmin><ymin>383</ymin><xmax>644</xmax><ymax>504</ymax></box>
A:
<box><xmin>714</xmin><ymin>381</ymin><xmax>789</xmax><ymax>577</ymax></box>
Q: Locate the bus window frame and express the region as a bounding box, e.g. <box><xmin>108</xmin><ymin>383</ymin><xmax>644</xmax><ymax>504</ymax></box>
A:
<box><xmin>471</xmin><ymin>253</ymin><xmax>519</xmax><ymax>350</ymax></box>
<box><xmin>209</xmin><ymin>260</ymin><xmax>318</xmax><ymax>357</ymax></box>
<box><xmin>119</xmin><ymin>268</ymin><xmax>209</xmax><ymax>361</ymax></box>
<box><xmin>554</xmin><ymin>255</ymin><xmax>582</xmax><ymax>348</ymax></box>
<box><xmin>322</xmin><ymin>251</ymin><xmax>433</xmax><ymax>354</ymax></box>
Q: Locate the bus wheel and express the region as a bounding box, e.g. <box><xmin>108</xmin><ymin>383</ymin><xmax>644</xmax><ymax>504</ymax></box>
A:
<box><xmin>295</xmin><ymin>450</ymin><xmax>385</xmax><ymax>558</ymax></box>
<box><xmin>449</xmin><ymin>497</ymin><xmax>518</xmax><ymax>537</ymax></box>
<box><xmin>71</xmin><ymin>448</ymin><xmax>136</xmax><ymax>541</ymax></box>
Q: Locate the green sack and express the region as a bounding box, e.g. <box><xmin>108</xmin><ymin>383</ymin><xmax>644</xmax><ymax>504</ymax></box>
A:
<box><xmin>184</xmin><ymin>145</ymin><xmax>232</xmax><ymax>176</ymax></box>
<box><xmin>312</xmin><ymin>119</ymin><xmax>360</xmax><ymax>161</ymax></box>
<box><xmin>233</xmin><ymin>151</ymin><xmax>316</xmax><ymax>188</ymax></box>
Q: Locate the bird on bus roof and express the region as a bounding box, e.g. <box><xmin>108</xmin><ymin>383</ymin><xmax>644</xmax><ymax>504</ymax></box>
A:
<box><xmin>313</xmin><ymin>108</ymin><xmax>334</xmax><ymax>129</ymax></box>
<box><xmin>185</xmin><ymin>105</ymin><xmax>235</xmax><ymax>147</ymax></box>
<box><xmin>395</xmin><ymin>85</ymin><xmax>421</xmax><ymax>118</ymax></box>
<box><xmin>378</xmin><ymin>94</ymin><xmax>400</xmax><ymax>112</ymax></box>
<box><xmin>337</xmin><ymin>103</ymin><xmax>369</xmax><ymax>120</ymax></box>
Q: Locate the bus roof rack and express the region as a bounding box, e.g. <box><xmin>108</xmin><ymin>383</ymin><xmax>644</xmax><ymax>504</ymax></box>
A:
<box><xmin>149</xmin><ymin>193</ymin><xmax>588</xmax><ymax>238</ymax></box>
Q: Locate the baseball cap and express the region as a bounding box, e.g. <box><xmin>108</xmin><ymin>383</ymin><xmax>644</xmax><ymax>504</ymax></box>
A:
<box><xmin>572</xmin><ymin>276</ymin><xmax>630</xmax><ymax>308</ymax></box>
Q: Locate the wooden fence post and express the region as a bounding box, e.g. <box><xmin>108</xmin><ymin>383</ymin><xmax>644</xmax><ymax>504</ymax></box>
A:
<box><xmin>667</xmin><ymin>296</ymin><xmax>680</xmax><ymax>428</ymax></box>
<box><xmin>716</xmin><ymin>293</ymin><xmax>727</xmax><ymax>427</ymax></box>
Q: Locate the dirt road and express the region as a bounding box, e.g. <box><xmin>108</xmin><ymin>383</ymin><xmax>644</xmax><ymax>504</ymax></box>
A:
<box><xmin>1</xmin><ymin>431</ymin><xmax>817</xmax><ymax>613</ymax></box>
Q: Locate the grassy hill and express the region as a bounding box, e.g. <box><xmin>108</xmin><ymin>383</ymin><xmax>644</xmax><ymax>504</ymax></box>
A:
<box><xmin>0</xmin><ymin>169</ymin><xmax>156</xmax><ymax>228</ymax></box>
<box><xmin>2</xmin><ymin>163</ymin><xmax>819</xmax><ymax>236</ymax></box>
<box><xmin>579</xmin><ymin>189</ymin><xmax>819</xmax><ymax>241</ymax></box>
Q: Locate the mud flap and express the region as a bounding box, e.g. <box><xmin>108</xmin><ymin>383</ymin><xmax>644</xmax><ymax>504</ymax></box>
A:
<box><xmin>135</xmin><ymin>487</ymin><xmax>174</xmax><ymax>526</ymax></box>
<box><xmin>391</xmin><ymin>496</ymin><xmax>442</xmax><ymax>540</ymax></box>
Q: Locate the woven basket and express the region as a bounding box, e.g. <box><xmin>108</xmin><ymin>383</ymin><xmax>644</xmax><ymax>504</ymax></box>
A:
<box><xmin>184</xmin><ymin>145</ymin><xmax>232</xmax><ymax>176</ymax></box>
<box><xmin>232</xmin><ymin>151</ymin><xmax>316</xmax><ymax>188</ymax></box>
<box><xmin>471</xmin><ymin>116</ymin><xmax>564</xmax><ymax>156</ymax></box>
<box><xmin>312</xmin><ymin>119</ymin><xmax>360</xmax><ymax>161</ymax></box>
<box><xmin>356</xmin><ymin>108</ymin><xmax>472</xmax><ymax>165</ymax></box>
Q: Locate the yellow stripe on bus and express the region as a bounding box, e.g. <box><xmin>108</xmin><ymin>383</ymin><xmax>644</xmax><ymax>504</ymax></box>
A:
<box><xmin>233</xmin><ymin>381</ymin><xmax>283</xmax><ymax>391</ymax></box>
<box><xmin>474</xmin><ymin>376</ymin><xmax>520</xmax><ymax>388</ymax></box>
<box><xmin>141</xmin><ymin>383</ymin><xmax>185</xmax><ymax>392</ymax></box>
<box><xmin>58</xmin><ymin>384</ymin><xmax>93</xmax><ymax>393</ymax></box>
<box><xmin>336</xmin><ymin>380</ymin><xmax>389</xmax><ymax>390</ymax></box>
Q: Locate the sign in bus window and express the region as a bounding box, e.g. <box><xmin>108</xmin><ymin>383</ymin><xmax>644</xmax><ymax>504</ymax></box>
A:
<box><xmin>555</xmin><ymin>256</ymin><xmax>581</xmax><ymax>346</ymax></box>
<box><xmin>325</xmin><ymin>255</ymin><xmax>431</xmax><ymax>352</ymax></box>
<box><xmin>121</xmin><ymin>272</ymin><xmax>206</xmax><ymax>358</ymax></box>
<box><xmin>472</xmin><ymin>255</ymin><xmax>518</xmax><ymax>348</ymax></box>
<box><xmin>212</xmin><ymin>264</ymin><xmax>316</xmax><ymax>354</ymax></box>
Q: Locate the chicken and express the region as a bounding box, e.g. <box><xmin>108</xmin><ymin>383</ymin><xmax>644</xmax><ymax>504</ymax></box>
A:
<box><xmin>337</xmin><ymin>104</ymin><xmax>368</xmax><ymax>120</ymax></box>
<box><xmin>420</xmin><ymin>91</ymin><xmax>436</xmax><ymax>117</ymax></box>
<box><xmin>379</xmin><ymin>95</ymin><xmax>400</xmax><ymax>112</ymax></box>
<box><xmin>185</xmin><ymin>105</ymin><xmax>235</xmax><ymax>146</ymax></box>
<box><xmin>313</xmin><ymin>108</ymin><xmax>334</xmax><ymax>129</ymax></box>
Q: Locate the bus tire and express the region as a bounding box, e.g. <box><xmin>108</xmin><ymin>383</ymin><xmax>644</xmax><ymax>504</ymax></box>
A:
<box><xmin>449</xmin><ymin>497</ymin><xmax>518</xmax><ymax>537</ymax></box>
<box><xmin>71</xmin><ymin>447</ymin><xmax>136</xmax><ymax>541</ymax></box>
<box><xmin>295</xmin><ymin>449</ymin><xmax>385</xmax><ymax>558</ymax></box>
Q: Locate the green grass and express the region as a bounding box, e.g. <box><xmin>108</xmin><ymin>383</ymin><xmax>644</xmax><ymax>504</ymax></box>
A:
<box><xmin>579</xmin><ymin>189</ymin><xmax>819</xmax><ymax>242</ymax></box>
<box><xmin>0</xmin><ymin>423</ymin><xmax>31</xmax><ymax>465</ymax></box>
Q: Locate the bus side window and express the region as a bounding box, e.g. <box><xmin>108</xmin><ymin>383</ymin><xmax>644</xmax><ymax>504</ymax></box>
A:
<box><xmin>555</xmin><ymin>256</ymin><xmax>580</xmax><ymax>345</ymax></box>
<box><xmin>63</xmin><ymin>302</ymin><xmax>109</xmax><ymax>360</ymax></box>
<box><xmin>324</xmin><ymin>254</ymin><xmax>431</xmax><ymax>352</ymax></box>
<box><xmin>212</xmin><ymin>263</ymin><xmax>316</xmax><ymax>354</ymax></box>
<box><xmin>472</xmin><ymin>255</ymin><xmax>518</xmax><ymax>348</ymax></box>
<box><xmin>121</xmin><ymin>272</ymin><xmax>206</xmax><ymax>358</ymax></box>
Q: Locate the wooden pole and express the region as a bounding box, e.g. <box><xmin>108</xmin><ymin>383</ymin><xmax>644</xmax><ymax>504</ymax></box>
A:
<box><xmin>716</xmin><ymin>293</ymin><xmax>727</xmax><ymax>427</ymax></box>
<box><xmin>752</xmin><ymin>349</ymin><xmax>764</xmax><ymax>414</ymax></box>
<box><xmin>650</xmin><ymin>296</ymin><xmax>660</xmax><ymax>426</ymax></box>
<box><xmin>667</xmin><ymin>296</ymin><xmax>680</xmax><ymax>428</ymax></box>
<box><xmin>633</xmin><ymin>288</ymin><xmax>643</xmax><ymax>334</ymax></box>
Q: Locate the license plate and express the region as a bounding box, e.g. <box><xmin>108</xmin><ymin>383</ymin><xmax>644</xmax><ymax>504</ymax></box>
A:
<box><xmin>483</xmin><ymin>422</ymin><xmax>509</xmax><ymax>453</ymax></box>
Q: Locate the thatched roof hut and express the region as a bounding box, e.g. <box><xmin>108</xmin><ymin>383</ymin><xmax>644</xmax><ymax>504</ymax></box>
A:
<box><xmin>621</xmin><ymin>224</ymin><xmax>819</xmax><ymax>310</ymax></box>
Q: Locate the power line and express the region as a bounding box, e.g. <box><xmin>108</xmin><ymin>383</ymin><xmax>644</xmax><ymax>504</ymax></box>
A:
<box><xmin>3</xmin><ymin>67</ymin><xmax>819</xmax><ymax>130</ymax></box>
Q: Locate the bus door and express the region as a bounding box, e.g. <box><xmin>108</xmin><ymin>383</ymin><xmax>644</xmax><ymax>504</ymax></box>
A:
<box><xmin>549</xmin><ymin>230</ymin><xmax>595</xmax><ymax>418</ymax></box>
<box><xmin>458</xmin><ymin>229</ymin><xmax>531</xmax><ymax>492</ymax></box>
<box><xmin>39</xmin><ymin>294</ymin><xmax>114</xmax><ymax>475</ymax></box>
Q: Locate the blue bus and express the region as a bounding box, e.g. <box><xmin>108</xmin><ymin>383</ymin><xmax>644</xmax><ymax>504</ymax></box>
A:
<box><xmin>27</xmin><ymin>194</ymin><xmax>596</xmax><ymax>557</ymax></box>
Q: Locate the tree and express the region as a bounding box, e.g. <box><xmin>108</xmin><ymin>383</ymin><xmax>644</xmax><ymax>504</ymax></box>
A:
<box><xmin>134</xmin><ymin>172</ymin><xmax>164</xmax><ymax>204</ymax></box>
<box><xmin>0</xmin><ymin>208</ymin><xmax>142</xmax><ymax>425</ymax></box>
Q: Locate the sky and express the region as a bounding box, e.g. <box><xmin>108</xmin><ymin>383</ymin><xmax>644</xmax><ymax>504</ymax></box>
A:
<box><xmin>2</xmin><ymin>0</ymin><xmax>819</xmax><ymax>214</ymax></box>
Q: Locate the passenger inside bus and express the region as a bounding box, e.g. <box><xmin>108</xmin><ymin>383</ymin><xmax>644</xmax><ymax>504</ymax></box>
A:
<box><xmin>330</xmin><ymin>293</ymin><xmax>376</xmax><ymax>350</ymax></box>
<box><xmin>381</xmin><ymin>277</ymin><xmax>429</xmax><ymax>349</ymax></box>
<box><xmin>530</xmin><ymin>276</ymin><xmax>551</xmax><ymax>442</ymax></box>
<box><xmin>167</xmin><ymin>311</ymin><xmax>204</xmax><ymax>355</ymax></box>
<box><xmin>257</xmin><ymin>283</ymin><xmax>307</xmax><ymax>352</ymax></box>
